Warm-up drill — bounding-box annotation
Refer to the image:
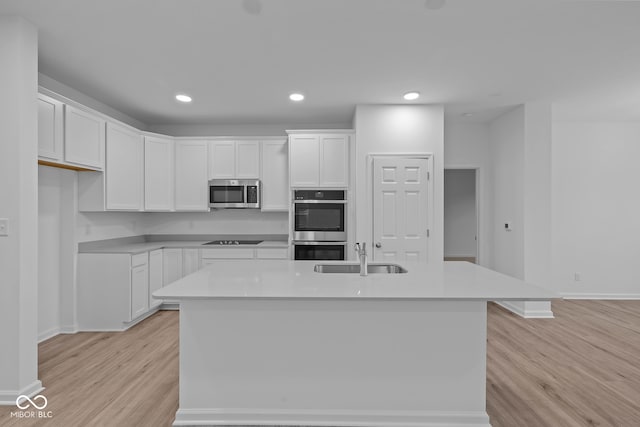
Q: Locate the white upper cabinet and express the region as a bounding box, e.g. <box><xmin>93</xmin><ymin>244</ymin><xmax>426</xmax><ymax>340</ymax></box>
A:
<box><xmin>175</xmin><ymin>140</ymin><xmax>209</xmax><ymax>211</ymax></box>
<box><xmin>209</xmin><ymin>140</ymin><xmax>235</xmax><ymax>178</ymax></box>
<box><xmin>236</xmin><ymin>141</ymin><xmax>261</xmax><ymax>178</ymax></box>
<box><xmin>37</xmin><ymin>93</ymin><xmax>64</xmax><ymax>161</ymax></box>
<box><xmin>289</xmin><ymin>135</ymin><xmax>320</xmax><ymax>187</ymax></box>
<box><xmin>208</xmin><ymin>140</ymin><xmax>260</xmax><ymax>179</ymax></box>
<box><xmin>64</xmin><ymin>105</ymin><xmax>105</xmax><ymax>170</ymax></box>
<box><xmin>105</xmin><ymin>123</ymin><xmax>144</xmax><ymax>210</ymax></box>
<box><xmin>261</xmin><ymin>139</ymin><xmax>289</xmax><ymax>211</ymax></box>
<box><xmin>319</xmin><ymin>135</ymin><xmax>349</xmax><ymax>187</ymax></box>
<box><xmin>289</xmin><ymin>132</ymin><xmax>350</xmax><ymax>188</ymax></box>
<box><xmin>145</xmin><ymin>135</ymin><xmax>175</xmax><ymax>211</ymax></box>
<box><xmin>78</xmin><ymin>122</ymin><xmax>143</xmax><ymax>211</ymax></box>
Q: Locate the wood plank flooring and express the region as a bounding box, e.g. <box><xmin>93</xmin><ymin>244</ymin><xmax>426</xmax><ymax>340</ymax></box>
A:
<box><xmin>1</xmin><ymin>300</ymin><xmax>639</xmax><ymax>427</ymax></box>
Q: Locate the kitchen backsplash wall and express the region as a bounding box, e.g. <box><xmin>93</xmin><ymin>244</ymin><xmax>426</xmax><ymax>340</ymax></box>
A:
<box><xmin>76</xmin><ymin>211</ymin><xmax>147</xmax><ymax>243</ymax></box>
<box><xmin>143</xmin><ymin>210</ymin><xmax>289</xmax><ymax>235</ymax></box>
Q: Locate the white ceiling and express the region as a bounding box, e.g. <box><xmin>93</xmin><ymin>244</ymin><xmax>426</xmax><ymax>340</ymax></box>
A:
<box><xmin>2</xmin><ymin>0</ymin><xmax>639</xmax><ymax>126</ymax></box>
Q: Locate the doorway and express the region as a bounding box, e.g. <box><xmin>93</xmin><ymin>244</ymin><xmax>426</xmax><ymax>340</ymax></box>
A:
<box><xmin>371</xmin><ymin>155</ymin><xmax>432</xmax><ymax>262</ymax></box>
<box><xmin>444</xmin><ymin>168</ymin><xmax>478</xmax><ymax>263</ymax></box>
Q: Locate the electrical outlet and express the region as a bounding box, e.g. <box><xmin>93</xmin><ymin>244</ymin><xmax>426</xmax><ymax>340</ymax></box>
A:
<box><xmin>574</xmin><ymin>273</ymin><xmax>581</xmax><ymax>282</ymax></box>
<box><xmin>0</xmin><ymin>218</ymin><xmax>8</xmax><ymax>236</ymax></box>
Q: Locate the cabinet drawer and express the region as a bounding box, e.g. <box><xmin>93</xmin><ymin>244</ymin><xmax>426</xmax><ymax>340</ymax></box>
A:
<box><xmin>256</xmin><ymin>248</ymin><xmax>289</xmax><ymax>259</ymax></box>
<box><xmin>131</xmin><ymin>252</ymin><xmax>148</xmax><ymax>267</ymax></box>
<box><xmin>200</xmin><ymin>248</ymin><xmax>254</xmax><ymax>259</ymax></box>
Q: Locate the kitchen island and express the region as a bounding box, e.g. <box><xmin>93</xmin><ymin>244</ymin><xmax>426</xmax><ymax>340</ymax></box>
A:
<box><xmin>154</xmin><ymin>260</ymin><xmax>556</xmax><ymax>427</ymax></box>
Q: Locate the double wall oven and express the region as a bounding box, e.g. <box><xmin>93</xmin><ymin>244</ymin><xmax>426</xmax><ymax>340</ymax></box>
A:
<box><xmin>292</xmin><ymin>190</ymin><xmax>347</xmax><ymax>260</ymax></box>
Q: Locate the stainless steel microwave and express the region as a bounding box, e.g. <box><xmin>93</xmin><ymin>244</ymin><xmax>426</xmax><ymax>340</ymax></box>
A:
<box><xmin>209</xmin><ymin>179</ymin><xmax>260</xmax><ymax>209</ymax></box>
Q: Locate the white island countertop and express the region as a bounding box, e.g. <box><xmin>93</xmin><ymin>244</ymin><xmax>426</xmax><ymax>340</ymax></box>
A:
<box><xmin>154</xmin><ymin>260</ymin><xmax>556</xmax><ymax>301</ymax></box>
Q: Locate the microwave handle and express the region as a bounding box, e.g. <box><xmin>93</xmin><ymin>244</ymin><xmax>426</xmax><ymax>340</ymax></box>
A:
<box><xmin>292</xmin><ymin>241</ymin><xmax>348</xmax><ymax>246</ymax></box>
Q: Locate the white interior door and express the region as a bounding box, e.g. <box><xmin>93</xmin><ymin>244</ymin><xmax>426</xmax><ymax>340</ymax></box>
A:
<box><xmin>372</xmin><ymin>157</ymin><xmax>429</xmax><ymax>262</ymax></box>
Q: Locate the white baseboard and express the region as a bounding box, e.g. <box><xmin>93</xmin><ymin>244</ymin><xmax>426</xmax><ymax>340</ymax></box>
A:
<box><xmin>38</xmin><ymin>325</ymin><xmax>79</xmax><ymax>343</ymax></box>
<box><xmin>496</xmin><ymin>301</ymin><xmax>554</xmax><ymax>319</ymax></box>
<box><xmin>173</xmin><ymin>408</ymin><xmax>491</xmax><ymax>427</ymax></box>
<box><xmin>60</xmin><ymin>325</ymin><xmax>78</xmax><ymax>334</ymax></box>
<box><xmin>562</xmin><ymin>293</ymin><xmax>640</xmax><ymax>300</ymax></box>
<box><xmin>0</xmin><ymin>380</ymin><xmax>44</xmax><ymax>406</ymax></box>
<box><xmin>38</xmin><ymin>327</ymin><xmax>61</xmax><ymax>343</ymax></box>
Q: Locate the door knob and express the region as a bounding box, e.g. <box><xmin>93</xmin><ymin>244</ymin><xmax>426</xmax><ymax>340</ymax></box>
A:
<box><xmin>375</xmin><ymin>242</ymin><xmax>382</xmax><ymax>248</ymax></box>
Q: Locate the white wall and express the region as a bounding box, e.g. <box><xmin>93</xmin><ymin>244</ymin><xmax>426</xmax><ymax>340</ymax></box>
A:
<box><xmin>0</xmin><ymin>16</ymin><xmax>41</xmax><ymax>403</ymax></box>
<box><xmin>444</xmin><ymin>122</ymin><xmax>492</xmax><ymax>266</ymax></box>
<box><xmin>76</xmin><ymin>212</ymin><xmax>146</xmax><ymax>243</ymax></box>
<box><xmin>552</xmin><ymin>121</ymin><xmax>640</xmax><ymax>297</ymax></box>
<box><xmin>354</xmin><ymin>104</ymin><xmax>444</xmax><ymax>263</ymax></box>
<box><xmin>39</xmin><ymin>73</ymin><xmax>146</xmax><ymax>130</ymax></box>
<box><xmin>444</xmin><ymin>170</ymin><xmax>476</xmax><ymax>258</ymax></box>
<box><xmin>144</xmin><ymin>210</ymin><xmax>289</xmax><ymax>235</ymax></box>
<box><xmin>38</xmin><ymin>166</ymin><xmax>78</xmax><ymax>341</ymax></box>
<box><xmin>489</xmin><ymin>107</ymin><xmax>525</xmax><ymax>278</ymax></box>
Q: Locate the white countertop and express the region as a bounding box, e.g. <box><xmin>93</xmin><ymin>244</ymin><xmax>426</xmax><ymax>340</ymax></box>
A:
<box><xmin>154</xmin><ymin>260</ymin><xmax>557</xmax><ymax>301</ymax></box>
<box><xmin>79</xmin><ymin>240</ymin><xmax>289</xmax><ymax>254</ymax></box>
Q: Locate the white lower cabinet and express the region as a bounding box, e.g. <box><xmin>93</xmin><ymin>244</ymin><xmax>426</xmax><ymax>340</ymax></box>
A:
<box><xmin>149</xmin><ymin>249</ymin><xmax>163</xmax><ymax>309</ymax></box>
<box><xmin>77</xmin><ymin>252</ymin><xmax>155</xmax><ymax>331</ymax></box>
<box><xmin>131</xmin><ymin>255</ymin><xmax>149</xmax><ymax>319</ymax></box>
<box><xmin>183</xmin><ymin>248</ymin><xmax>201</xmax><ymax>275</ymax></box>
<box><xmin>200</xmin><ymin>246</ymin><xmax>289</xmax><ymax>264</ymax></box>
<box><xmin>256</xmin><ymin>247</ymin><xmax>289</xmax><ymax>259</ymax></box>
<box><xmin>163</xmin><ymin>248</ymin><xmax>184</xmax><ymax>286</ymax></box>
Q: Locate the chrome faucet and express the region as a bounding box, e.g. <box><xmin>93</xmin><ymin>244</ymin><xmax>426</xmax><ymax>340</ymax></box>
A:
<box><xmin>354</xmin><ymin>242</ymin><xmax>368</xmax><ymax>276</ymax></box>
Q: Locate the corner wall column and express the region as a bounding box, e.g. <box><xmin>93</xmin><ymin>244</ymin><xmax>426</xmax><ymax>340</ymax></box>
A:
<box><xmin>0</xmin><ymin>16</ymin><xmax>42</xmax><ymax>404</ymax></box>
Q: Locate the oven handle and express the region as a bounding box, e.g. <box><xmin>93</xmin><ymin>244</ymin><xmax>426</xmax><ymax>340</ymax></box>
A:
<box><xmin>292</xmin><ymin>241</ymin><xmax>348</xmax><ymax>246</ymax></box>
<box><xmin>293</xmin><ymin>200</ymin><xmax>347</xmax><ymax>204</ymax></box>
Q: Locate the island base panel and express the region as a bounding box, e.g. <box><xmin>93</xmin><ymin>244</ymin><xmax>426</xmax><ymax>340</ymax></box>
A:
<box><xmin>175</xmin><ymin>299</ymin><xmax>491</xmax><ymax>427</ymax></box>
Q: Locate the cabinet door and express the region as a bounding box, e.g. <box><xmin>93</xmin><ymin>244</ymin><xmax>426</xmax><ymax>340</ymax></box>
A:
<box><xmin>289</xmin><ymin>135</ymin><xmax>320</xmax><ymax>187</ymax></box>
<box><xmin>261</xmin><ymin>139</ymin><xmax>289</xmax><ymax>211</ymax></box>
<box><xmin>175</xmin><ymin>140</ymin><xmax>209</xmax><ymax>211</ymax></box>
<box><xmin>149</xmin><ymin>250</ymin><xmax>163</xmax><ymax>308</ymax></box>
<box><xmin>105</xmin><ymin>123</ymin><xmax>144</xmax><ymax>210</ymax></box>
<box><xmin>37</xmin><ymin>94</ymin><xmax>64</xmax><ymax>161</ymax></box>
<box><xmin>236</xmin><ymin>141</ymin><xmax>260</xmax><ymax>178</ymax></box>
<box><xmin>320</xmin><ymin>135</ymin><xmax>349</xmax><ymax>187</ymax></box>
<box><xmin>64</xmin><ymin>105</ymin><xmax>105</xmax><ymax>169</ymax></box>
<box><xmin>163</xmin><ymin>248</ymin><xmax>183</xmax><ymax>286</ymax></box>
<box><xmin>208</xmin><ymin>140</ymin><xmax>235</xmax><ymax>179</ymax></box>
<box><xmin>182</xmin><ymin>248</ymin><xmax>200</xmax><ymax>275</ymax></box>
<box><xmin>145</xmin><ymin>136</ymin><xmax>175</xmax><ymax>211</ymax></box>
<box><xmin>131</xmin><ymin>263</ymin><xmax>149</xmax><ymax>320</ymax></box>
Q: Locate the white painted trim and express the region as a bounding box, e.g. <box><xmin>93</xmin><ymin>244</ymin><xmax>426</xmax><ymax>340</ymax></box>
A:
<box><xmin>286</xmin><ymin>129</ymin><xmax>355</xmax><ymax>135</ymax></box>
<box><xmin>0</xmin><ymin>381</ymin><xmax>44</xmax><ymax>406</ymax></box>
<box><xmin>562</xmin><ymin>293</ymin><xmax>640</xmax><ymax>300</ymax></box>
<box><xmin>173</xmin><ymin>408</ymin><xmax>491</xmax><ymax>427</ymax></box>
<box><xmin>496</xmin><ymin>301</ymin><xmax>555</xmax><ymax>318</ymax></box>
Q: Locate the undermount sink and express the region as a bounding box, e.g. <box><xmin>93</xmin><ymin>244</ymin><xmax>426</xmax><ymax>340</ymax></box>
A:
<box><xmin>313</xmin><ymin>263</ymin><xmax>408</xmax><ymax>274</ymax></box>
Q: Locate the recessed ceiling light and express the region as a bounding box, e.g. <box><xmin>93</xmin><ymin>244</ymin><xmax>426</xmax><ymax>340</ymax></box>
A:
<box><xmin>462</xmin><ymin>113</ymin><xmax>473</xmax><ymax>117</ymax></box>
<box><xmin>403</xmin><ymin>91</ymin><xmax>420</xmax><ymax>101</ymax></box>
<box><xmin>176</xmin><ymin>94</ymin><xmax>192</xmax><ymax>103</ymax></box>
<box><xmin>289</xmin><ymin>93</ymin><xmax>304</xmax><ymax>101</ymax></box>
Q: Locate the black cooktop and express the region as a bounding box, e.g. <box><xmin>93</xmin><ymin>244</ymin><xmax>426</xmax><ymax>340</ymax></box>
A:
<box><xmin>203</xmin><ymin>240</ymin><xmax>264</xmax><ymax>245</ymax></box>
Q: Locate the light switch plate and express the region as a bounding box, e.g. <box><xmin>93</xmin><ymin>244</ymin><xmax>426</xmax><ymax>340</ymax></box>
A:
<box><xmin>0</xmin><ymin>218</ymin><xmax>8</xmax><ymax>236</ymax></box>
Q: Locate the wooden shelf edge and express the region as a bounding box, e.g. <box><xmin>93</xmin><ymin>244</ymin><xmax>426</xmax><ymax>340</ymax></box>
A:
<box><xmin>38</xmin><ymin>160</ymin><xmax>96</xmax><ymax>172</ymax></box>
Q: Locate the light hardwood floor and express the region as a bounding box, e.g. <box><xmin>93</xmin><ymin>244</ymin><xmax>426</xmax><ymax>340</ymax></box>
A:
<box><xmin>1</xmin><ymin>300</ymin><xmax>639</xmax><ymax>427</ymax></box>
